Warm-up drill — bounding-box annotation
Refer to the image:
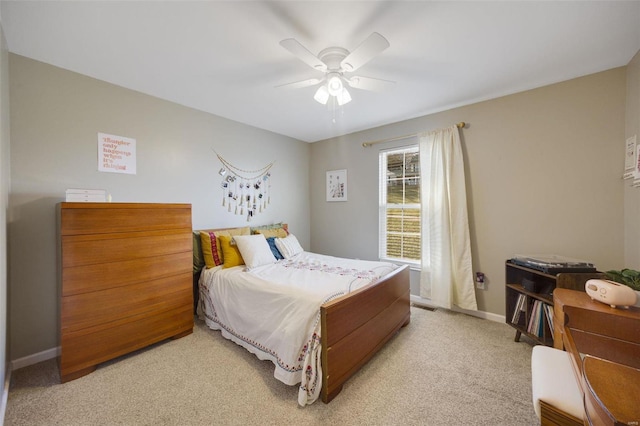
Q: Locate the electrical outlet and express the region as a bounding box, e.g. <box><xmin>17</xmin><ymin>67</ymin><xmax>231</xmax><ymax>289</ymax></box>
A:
<box><xmin>475</xmin><ymin>272</ymin><xmax>486</xmax><ymax>290</ymax></box>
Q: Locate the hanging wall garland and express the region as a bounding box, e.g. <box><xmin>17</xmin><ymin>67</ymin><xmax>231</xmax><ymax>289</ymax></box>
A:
<box><xmin>214</xmin><ymin>150</ymin><xmax>274</xmax><ymax>222</ymax></box>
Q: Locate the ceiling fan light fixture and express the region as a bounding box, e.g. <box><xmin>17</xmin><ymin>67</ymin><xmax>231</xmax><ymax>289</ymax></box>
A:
<box><xmin>314</xmin><ymin>85</ymin><xmax>330</xmax><ymax>105</ymax></box>
<box><xmin>327</xmin><ymin>75</ymin><xmax>343</xmax><ymax>96</ymax></box>
<box><xmin>336</xmin><ymin>88</ymin><xmax>352</xmax><ymax>106</ymax></box>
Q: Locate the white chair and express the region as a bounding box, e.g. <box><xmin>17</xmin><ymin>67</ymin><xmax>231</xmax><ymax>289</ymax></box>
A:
<box><xmin>531</xmin><ymin>345</ymin><xmax>584</xmax><ymax>425</ymax></box>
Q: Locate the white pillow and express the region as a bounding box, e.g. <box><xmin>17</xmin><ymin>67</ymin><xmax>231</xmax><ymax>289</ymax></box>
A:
<box><xmin>274</xmin><ymin>234</ymin><xmax>303</xmax><ymax>259</ymax></box>
<box><xmin>233</xmin><ymin>234</ymin><xmax>276</xmax><ymax>269</ymax></box>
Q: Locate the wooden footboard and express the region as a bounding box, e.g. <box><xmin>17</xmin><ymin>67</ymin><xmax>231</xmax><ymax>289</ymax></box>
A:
<box><xmin>320</xmin><ymin>265</ymin><xmax>410</xmax><ymax>403</ymax></box>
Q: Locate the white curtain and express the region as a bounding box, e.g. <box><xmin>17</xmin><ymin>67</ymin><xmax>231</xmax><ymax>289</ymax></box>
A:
<box><xmin>419</xmin><ymin>125</ymin><xmax>477</xmax><ymax>311</ymax></box>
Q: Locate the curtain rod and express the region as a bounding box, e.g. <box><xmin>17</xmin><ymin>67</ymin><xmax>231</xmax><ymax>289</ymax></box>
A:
<box><xmin>361</xmin><ymin>122</ymin><xmax>466</xmax><ymax>148</ymax></box>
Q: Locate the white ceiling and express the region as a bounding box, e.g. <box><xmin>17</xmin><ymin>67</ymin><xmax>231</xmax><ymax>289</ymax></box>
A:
<box><xmin>2</xmin><ymin>1</ymin><xmax>639</xmax><ymax>143</ymax></box>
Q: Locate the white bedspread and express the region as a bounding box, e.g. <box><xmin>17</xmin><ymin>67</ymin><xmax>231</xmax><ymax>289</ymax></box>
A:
<box><xmin>198</xmin><ymin>251</ymin><xmax>398</xmax><ymax>406</ymax></box>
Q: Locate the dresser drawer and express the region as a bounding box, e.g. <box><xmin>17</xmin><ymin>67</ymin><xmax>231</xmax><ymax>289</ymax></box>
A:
<box><xmin>62</xmin><ymin>272</ymin><xmax>192</xmax><ymax>332</ymax></box>
<box><xmin>60</xmin><ymin>304</ymin><xmax>193</xmax><ymax>380</ymax></box>
<box><xmin>62</xmin><ymin>230</ymin><xmax>191</xmax><ymax>268</ymax></box>
<box><xmin>62</xmin><ymin>251</ymin><xmax>192</xmax><ymax>295</ymax></box>
<box><xmin>60</xmin><ymin>203</ymin><xmax>191</xmax><ymax>235</ymax></box>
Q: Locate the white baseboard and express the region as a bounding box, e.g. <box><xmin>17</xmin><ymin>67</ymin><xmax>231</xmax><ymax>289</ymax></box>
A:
<box><xmin>0</xmin><ymin>363</ymin><xmax>9</xmax><ymax>426</ymax></box>
<box><xmin>451</xmin><ymin>305</ymin><xmax>505</xmax><ymax>323</ymax></box>
<box><xmin>410</xmin><ymin>295</ymin><xmax>506</xmax><ymax>323</ymax></box>
<box><xmin>410</xmin><ymin>295</ymin><xmax>439</xmax><ymax>310</ymax></box>
<box><xmin>10</xmin><ymin>346</ymin><xmax>59</xmax><ymax>371</ymax></box>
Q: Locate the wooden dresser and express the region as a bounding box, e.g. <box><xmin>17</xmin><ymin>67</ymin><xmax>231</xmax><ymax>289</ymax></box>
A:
<box><xmin>59</xmin><ymin>202</ymin><xmax>194</xmax><ymax>383</ymax></box>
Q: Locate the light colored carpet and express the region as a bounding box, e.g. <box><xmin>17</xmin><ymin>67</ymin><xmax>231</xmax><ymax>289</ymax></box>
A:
<box><xmin>6</xmin><ymin>307</ymin><xmax>539</xmax><ymax>425</ymax></box>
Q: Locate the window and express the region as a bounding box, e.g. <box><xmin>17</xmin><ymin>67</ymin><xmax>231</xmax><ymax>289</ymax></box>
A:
<box><xmin>379</xmin><ymin>146</ymin><xmax>420</xmax><ymax>263</ymax></box>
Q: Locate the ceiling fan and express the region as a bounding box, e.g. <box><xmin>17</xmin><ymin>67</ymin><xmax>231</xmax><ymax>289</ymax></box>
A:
<box><xmin>277</xmin><ymin>32</ymin><xmax>395</xmax><ymax>106</ymax></box>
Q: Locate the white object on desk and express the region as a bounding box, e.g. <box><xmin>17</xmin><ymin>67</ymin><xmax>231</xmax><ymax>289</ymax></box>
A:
<box><xmin>585</xmin><ymin>279</ymin><xmax>638</xmax><ymax>308</ymax></box>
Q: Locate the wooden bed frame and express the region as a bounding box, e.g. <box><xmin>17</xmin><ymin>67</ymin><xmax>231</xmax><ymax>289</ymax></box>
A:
<box><xmin>193</xmin><ymin>228</ymin><xmax>410</xmax><ymax>404</ymax></box>
<box><xmin>320</xmin><ymin>264</ymin><xmax>410</xmax><ymax>402</ymax></box>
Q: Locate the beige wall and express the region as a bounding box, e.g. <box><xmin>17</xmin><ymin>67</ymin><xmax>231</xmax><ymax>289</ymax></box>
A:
<box><xmin>8</xmin><ymin>54</ymin><xmax>310</xmax><ymax>361</ymax></box>
<box><xmin>625</xmin><ymin>51</ymin><xmax>640</xmax><ymax>268</ymax></box>
<box><xmin>310</xmin><ymin>68</ymin><xmax>627</xmax><ymax>316</ymax></box>
<box><xmin>0</xmin><ymin>21</ymin><xmax>10</xmax><ymax>395</ymax></box>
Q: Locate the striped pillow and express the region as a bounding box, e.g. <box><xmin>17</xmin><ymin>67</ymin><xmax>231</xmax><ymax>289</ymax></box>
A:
<box><xmin>274</xmin><ymin>234</ymin><xmax>303</xmax><ymax>259</ymax></box>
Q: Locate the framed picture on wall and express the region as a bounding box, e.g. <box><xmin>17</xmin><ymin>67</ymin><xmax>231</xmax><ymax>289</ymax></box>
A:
<box><xmin>326</xmin><ymin>169</ymin><xmax>348</xmax><ymax>202</ymax></box>
<box><xmin>624</xmin><ymin>135</ymin><xmax>637</xmax><ymax>179</ymax></box>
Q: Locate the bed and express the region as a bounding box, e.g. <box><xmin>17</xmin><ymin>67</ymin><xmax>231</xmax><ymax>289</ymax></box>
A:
<box><xmin>192</xmin><ymin>224</ymin><xmax>410</xmax><ymax>405</ymax></box>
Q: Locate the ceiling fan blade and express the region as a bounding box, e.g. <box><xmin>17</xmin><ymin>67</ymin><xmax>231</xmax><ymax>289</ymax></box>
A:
<box><xmin>279</xmin><ymin>38</ymin><xmax>327</xmax><ymax>72</ymax></box>
<box><xmin>340</xmin><ymin>32</ymin><xmax>390</xmax><ymax>72</ymax></box>
<box><xmin>346</xmin><ymin>76</ymin><xmax>395</xmax><ymax>92</ymax></box>
<box><xmin>275</xmin><ymin>78</ymin><xmax>324</xmax><ymax>90</ymax></box>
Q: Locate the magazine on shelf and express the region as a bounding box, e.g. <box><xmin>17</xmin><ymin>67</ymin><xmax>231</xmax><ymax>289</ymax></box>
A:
<box><xmin>527</xmin><ymin>300</ymin><xmax>546</xmax><ymax>338</ymax></box>
<box><xmin>511</xmin><ymin>294</ymin><xmax>527</xmax><ymax>324</ymax></box>
<box><xmin>527</xmin><ymin>301</ymin><xmax>537</xmax><ymax>335</ymax></box>
<box><xmin>543</xmin><ymin>304</ymin><xmax>554</xmax><ymax>332</ymax></box>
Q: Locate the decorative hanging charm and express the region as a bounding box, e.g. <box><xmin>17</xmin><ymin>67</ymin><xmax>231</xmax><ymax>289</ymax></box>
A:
<box><xmin>214</xmin><ymin>150</ymin><xmax>274</xmax><ymax>222</ymax></box>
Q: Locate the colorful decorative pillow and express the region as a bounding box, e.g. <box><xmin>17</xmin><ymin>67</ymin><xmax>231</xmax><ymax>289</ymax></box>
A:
<box><xmin>233</xmin><ymin>234</ymin><xmax>277</xmax><ymax>269</ymax></box>
<box><xmin>266</xmin><ymin>237</ymin><xmax>284</xmax><ymax>260</ymax></box>
<box><xmin>274</xmin><ymin>234</ymin><xmax>304</xmax><ymax>259</ymax></box>
<box><xmin>255</xmin><ymin>227</ymin><xmax>288</xmax><ymax>239</ymax></box>
<box><xmin>199</xmin><ymin>231</ymin><xmax>221</xmax><ymax>268</ymax></box>
<box><xmin>193</xmin><ymin>231</ymin><xmax>206</xmax><ymax>273</ymax></box>
<box><xmin>250</xmin><ymin>222</ymin><xmax>285</xmax><ymax>233</ymax></box>
<box><xmin>199</xmin><ymin>227</ymin><xmax>250</xmax><ymax>268</ymax></box>
<box><xmin>218</xmin><ymin>235</ymin><xmax>245</xmax><ymax>269</ymax></box>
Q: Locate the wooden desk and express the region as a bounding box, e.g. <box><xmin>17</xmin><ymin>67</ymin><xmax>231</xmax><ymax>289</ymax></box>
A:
<box><xmin>583</xmin><ymin>356</ymin><xmax>640</xmax><ymax>426</ymax></box>
<box><xmin>553</xmin><ymin>289</ymin><xmax>640</xmax><ymax>350</ymax></box>
<box><xmin>554</xmin><ymin>289</ymin><xmax>640</xmax><ymax>426</ymax></box>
